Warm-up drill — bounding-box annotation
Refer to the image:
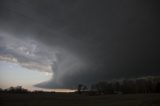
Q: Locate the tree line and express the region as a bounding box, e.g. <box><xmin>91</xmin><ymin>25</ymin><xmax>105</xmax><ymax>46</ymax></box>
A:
<box><xmin>0</xmin><ymin>76</ymin><xmax>160</xmax><ymax>95</ymax></box>
<box><xmin>0</xmin><ymin>86</ymin><xmax>29</xmax><ymax>93</ymax></box>
<box><xmin>0</xmin><ymin>86</ymin><xmax>55</xmax><ymax>94</ymax></box>
<box><xmin>77</xmin><ymin>76</ymin><xmax>160</xmax><ymax>95</ymax></box>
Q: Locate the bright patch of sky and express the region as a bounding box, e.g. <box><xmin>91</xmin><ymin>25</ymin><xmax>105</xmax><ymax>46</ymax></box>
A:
<box><xmin>0</xmin><ymin>33</ymin><xmax>85</xmax><ymax>91</ymax></box>
<box><xmin>0</xmin><ymin>61</ymin><xmax>52</xmax><ymax>90</ymax></box>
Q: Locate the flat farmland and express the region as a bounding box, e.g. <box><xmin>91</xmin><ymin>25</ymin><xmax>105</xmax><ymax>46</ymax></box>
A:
<box><xmin>0</xmin><ymin>93</ymin><xmax>160</xmax><ymax>106</ymax></box>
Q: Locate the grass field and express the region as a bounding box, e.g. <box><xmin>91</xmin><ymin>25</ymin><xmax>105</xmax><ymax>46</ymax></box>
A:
<box><xmin>0</xmin><ymin>93</ymin><xmax>160</xmax><ymax>106</ymax></box>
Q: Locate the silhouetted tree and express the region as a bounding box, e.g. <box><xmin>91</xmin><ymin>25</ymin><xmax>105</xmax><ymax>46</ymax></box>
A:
<box><xmin>77</xmin><ymin>84</ymin><xmax>88</xmax><ymax>94</ymax></box>
<box><xmin>77</xmin><ymin>84</ymin><xmax>83</xmax><ymax>94</ymax></box>
<box><xmin>0</xmin><ymin>88</ymin><xmax>3</xmax><ymax>93</ymax></box>
<box><xmin>156</xmin><ymin>82</ymin><xmax>160</xmax><ymax>93</ymax></box>
<box><xmin>6</xmin><ymin>86</ymin><xmax>28</xmax><ymax>93</ymax></box>
<box><xmin>82</xmin><ymin>85</ymin><xmax>88</xmax><ymax>91</ymax></box>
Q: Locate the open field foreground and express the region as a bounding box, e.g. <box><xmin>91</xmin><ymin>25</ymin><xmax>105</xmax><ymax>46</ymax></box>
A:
<box><xmin>0</xmin><ymin>93</ymin><xmax>160</xmax><ymax>106</ymax></box>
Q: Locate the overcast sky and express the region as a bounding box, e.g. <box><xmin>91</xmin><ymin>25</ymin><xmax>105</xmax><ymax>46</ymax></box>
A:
<box><xmin>0</xmin><ymin>0</ymin><xmax>160</xmax><ymax>89</ymax></box>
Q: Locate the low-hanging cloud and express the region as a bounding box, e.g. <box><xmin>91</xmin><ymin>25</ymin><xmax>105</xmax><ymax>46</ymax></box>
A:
<box><xmin>0</xmin><ymin>34</ymin><xmax>53</xmax><ymax>72</ymax></box>
<box><xmin>0</xmin><ymin>33</ymin><xmax>88</xmax><ymax>88</ymax></box>
<box><xmin>0</xmin><ymin>0</ymin><xmax>160</xmax><ymax>89</ymax></box>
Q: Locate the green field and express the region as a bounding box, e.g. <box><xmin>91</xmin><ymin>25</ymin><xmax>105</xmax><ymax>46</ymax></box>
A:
<box><xmin>0</xmin><ymin>93</ymin><xmax>160</xmax><ymax>106</ymax></box>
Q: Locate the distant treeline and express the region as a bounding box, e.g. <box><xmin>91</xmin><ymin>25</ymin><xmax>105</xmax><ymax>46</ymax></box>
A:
<box><xmin>0</xmin><ymin>86</ymin><xmax>55</xmax><ymax>94</ymax></box>
<box><xmin>1</xmin><ymin>76</ymin><xmax>160</xmax><ymax>95</ymax></box>
<box><xmin>77</xmin><ymin>76</ymin><xmax>160</xmax><ymax>95</ymax></box>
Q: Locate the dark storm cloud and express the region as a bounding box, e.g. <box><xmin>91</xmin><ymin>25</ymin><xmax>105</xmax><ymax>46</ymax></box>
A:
<box><xmin>0</xmin><ymin>0</ymin><xmax>160</xmax><ymax>88</ymax></box>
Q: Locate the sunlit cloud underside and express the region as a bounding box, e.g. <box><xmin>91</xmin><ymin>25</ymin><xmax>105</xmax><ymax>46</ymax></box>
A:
<box><xmin>0</xmin><ymin>33</ymin><xmax>84</xmax><ymax>92</ymax></box>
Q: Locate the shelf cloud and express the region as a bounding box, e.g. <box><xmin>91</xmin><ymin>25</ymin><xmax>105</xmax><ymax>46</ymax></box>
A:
<box><xmin>0</xmin><ymin>0</ymin><xmax>160</xmax><ymax>89</ymax></box>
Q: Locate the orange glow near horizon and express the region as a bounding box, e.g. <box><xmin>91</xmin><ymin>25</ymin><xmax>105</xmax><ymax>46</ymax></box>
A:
<box><xmin>0</xmin><ymin>61</ymin><xmax>75</xmax><ymax>92</ymax></box>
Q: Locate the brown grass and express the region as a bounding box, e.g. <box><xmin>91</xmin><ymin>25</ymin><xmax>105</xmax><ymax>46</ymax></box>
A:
<box><xmin>0</xmin><ymin>93</ymin><xmax>160</xmax><ymax>106</ymax></box>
